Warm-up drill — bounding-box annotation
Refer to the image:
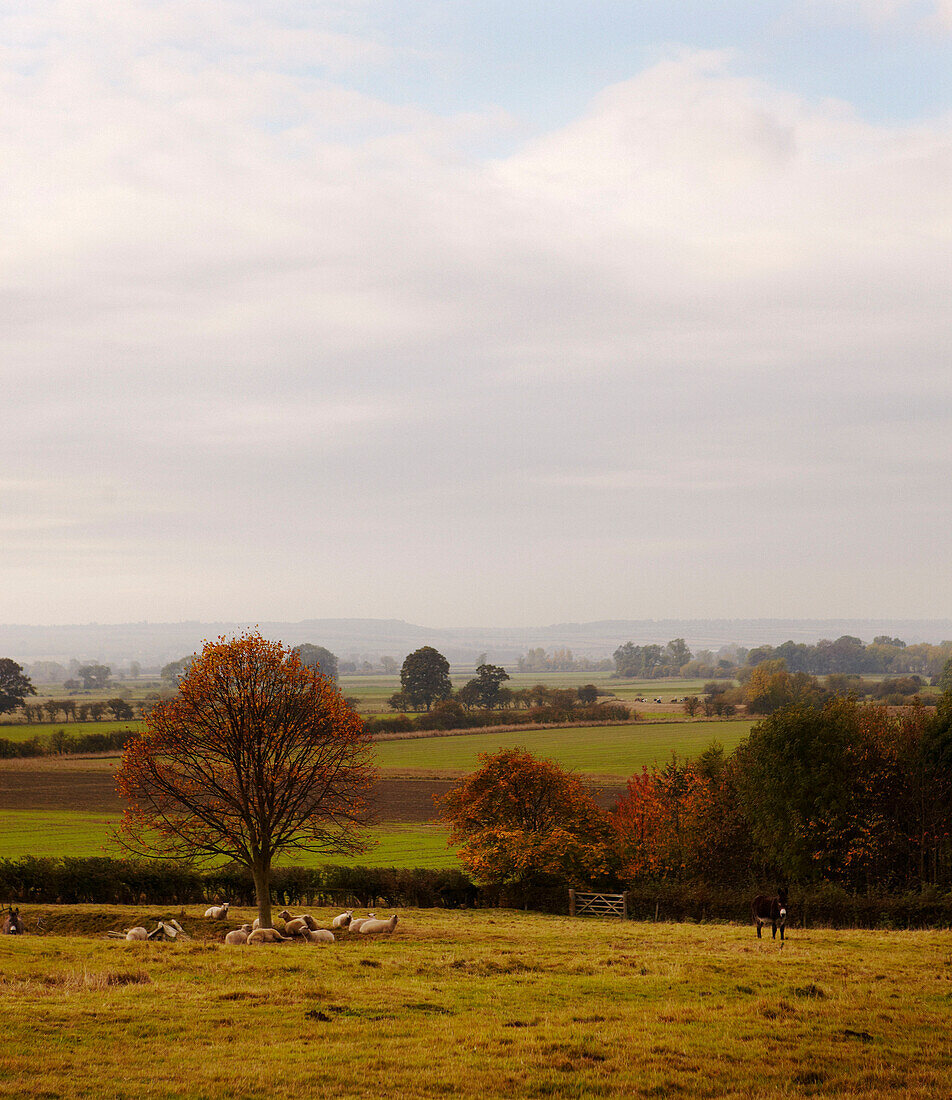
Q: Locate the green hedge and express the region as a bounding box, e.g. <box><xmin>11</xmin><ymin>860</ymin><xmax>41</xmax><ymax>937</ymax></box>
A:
<box><xmin>3</xmin><ymin>857</ymin><xmax>952</xmax><ymax>927</ymax></box>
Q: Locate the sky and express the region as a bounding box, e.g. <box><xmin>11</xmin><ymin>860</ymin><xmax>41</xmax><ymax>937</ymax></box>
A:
<box><xmin>3</xmin><ymin>0</ymin><xmax>951</xmax><ymax>628</ymax></box>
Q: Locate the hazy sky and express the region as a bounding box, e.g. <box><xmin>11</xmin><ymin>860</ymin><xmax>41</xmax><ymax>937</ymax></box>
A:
<box><xmin>3</xmin><ymin>1</ymin><xmax>951</xmax><ymax>627</ymax></box>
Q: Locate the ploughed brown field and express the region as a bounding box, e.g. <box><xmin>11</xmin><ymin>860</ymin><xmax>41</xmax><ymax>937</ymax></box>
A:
<box><xmin>0</xmin><ymin>764</ymin><xmax>626</xmax><ymax>821</ymax></box>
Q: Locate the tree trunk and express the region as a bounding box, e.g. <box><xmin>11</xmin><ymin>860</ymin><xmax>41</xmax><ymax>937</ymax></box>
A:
<box><xmin>252</xmin><ymin>858</ymin><xmax>272</xmax><ymax>928</ymax></box>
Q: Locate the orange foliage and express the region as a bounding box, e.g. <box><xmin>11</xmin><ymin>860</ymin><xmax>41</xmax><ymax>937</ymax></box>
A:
<box><xmin>437</xmin><ymin>747</ymin><xmax>611</xmax><ymax>887</ymax></box>
<box><xmin>115</xmin><ymin>633</ymin><xmax>374</xmax><ymax>921</ymax></box>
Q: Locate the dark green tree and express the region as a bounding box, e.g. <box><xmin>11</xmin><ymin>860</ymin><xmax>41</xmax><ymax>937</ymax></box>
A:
<box><xmin>463</xmin><ymin>663</ymin><xmax>510</xmax><ymax>709</ymax></box>
<box><xmin>400</xmin><ymin>646</ymin><xmax>452</xmax><ymax>710</ymax></box>
<box><xmin>733</xmin><ymin>698</ymin><xmax>869</xmax><ymax>884</ymax></box>
<box><xmin>292</xmin><ymin>644</ymin><xmax>339</xmax><ymax>682</ymax></box>
<box><xmin>0</xmin><ymin>659</ymin><xmax>36</xmax><ymax>715</ymax></box>
<box><xmin>78</xmin><ymin>663</ymin><xmax>111</xmax><ymax>690</ymax></box>
<box><xmin>161</xmin><ymin>657</ymin><xmax>192</xmax><ymax>684</ymax></box>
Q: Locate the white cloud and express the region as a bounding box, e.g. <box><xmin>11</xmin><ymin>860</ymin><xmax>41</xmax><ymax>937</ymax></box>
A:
<box><xmin>2</xmin><ymin>15</ymin><xmax>951</xmax><ymax>623</ymax></box>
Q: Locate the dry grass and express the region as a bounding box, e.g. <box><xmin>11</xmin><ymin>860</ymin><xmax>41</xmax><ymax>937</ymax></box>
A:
<box><xmin>0</xmin><ymin>906</ymin><xmax>950</xmax><ymax>1098</ymax></box>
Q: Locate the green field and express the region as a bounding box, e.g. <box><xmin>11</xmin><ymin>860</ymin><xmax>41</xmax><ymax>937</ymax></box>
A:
<box><xmin>1</xmin><ymin>908</ymin><xmax>949</xmax><ymax>1098</ymax></box>
<box><xmin>0</xmin><ymin>810</ymin><xmax>456</xmax><ymax>867</ymax></box>
<box><xmin>0</xmin><ymin>719</ymin><xmax>144</xmax><ymax>743</ymax></box>
<box><xmin>375</xmin><ymin>720</ymin><xmax>752</xmax><ymax>776</ymax></box>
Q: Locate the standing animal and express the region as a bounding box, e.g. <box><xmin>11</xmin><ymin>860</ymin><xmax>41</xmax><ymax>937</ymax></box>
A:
<box><xmin>2</xmin><ymin>907</ymin><xmax>23</xmax><ymax>935</ymax></box>
<box><xmin>348</xmin><ymin>913</ymin><xmax>375</xmax><ymax>933</ymax></box>
<box><xmin>204</xmin><ymin>902</ymin><xmax>230</xmax><ymax>920</ymax></box>
<box><xmin>358</xmin><ymin>914</ymin><xmax>398</xmax><ymax>936</ymax></box>
<box><xmin>752</xmin><ymin>888</ymin><xmax>788</xmax><ymax>941</ymax></box>
<box><xmin>331</xmin><ymin>911</ymin><xmax>353</xmax><ymax>930</ymax></box>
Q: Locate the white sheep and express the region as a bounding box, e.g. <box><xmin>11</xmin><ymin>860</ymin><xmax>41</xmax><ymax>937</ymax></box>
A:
<box><xmin>347</xmin><ymin>913</ymin><xmax>375</xmax><ymax>933</ymax></box>
<box><xmin>300</xmin><ymin>928</ymin><xmax>335</xmax><ymax>945</ymax></box>
<box><xmin>124</xmin><ymin>926</ymin><xmax>150</xmax><ymax>941</ymax></box>
<box><xmin>247</xmin><ymin>927</ymin><xmax>291</xmax><ymax>945</ymax></box>
<box><xmin>331</xmin><ymin>911</ymin><xmax>352</xmax><ymax>929</ymax></box>
<box><xmin>204</xmin><ymin>902</ymin><xmax>230</xmax><ymax>920</ymax></box>
<box><xmin>358</xmin><ymin>914</ymin><xmax>398</xmax><ymax>935</ymax></box>
<box><xmin>224</xmin><ymin>923</ymin><xmax>253</xmax><ymax>946</ymax></box>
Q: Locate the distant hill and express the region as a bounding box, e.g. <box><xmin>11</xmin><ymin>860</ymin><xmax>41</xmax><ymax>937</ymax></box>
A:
<box><xmin>2</xmin><ymin>618</ymin><xmax>951</xmax><ymax>669</ymax></box>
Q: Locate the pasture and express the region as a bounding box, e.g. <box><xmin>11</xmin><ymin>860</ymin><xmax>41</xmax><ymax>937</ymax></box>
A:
<box><xmin>0</xmin><ymin>810</ymin><xmax>456</xmax><ymax>867</ymax></box>
<box><xmin>374</xmin><ymin>720</ymin><xmax>753</xmax><ymax>777</ymax></box>
<box><xmin>1</xmin><ymin>907</ymin><xmax>949</xmax><ymax>1098</ymax></box>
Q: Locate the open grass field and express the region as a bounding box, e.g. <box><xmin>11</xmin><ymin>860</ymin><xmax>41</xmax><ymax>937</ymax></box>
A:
<box><xmin>0</xmin><ymin>810</ymin><xmax>457</xmax><ymax>867</ymax></box>
<box><xmin>374</xmin><ymin>720</ymin><xmax>753</xmax><ymax>777</ymax></box>
<box><xmin>0</xmin><ymin>719</ymin><xmax>143</xmax><ymax>743</ymax></box>
<box><xmin>1</xmin><ymin>907</ymin><xmax>949</xmax><ymax>1099</ymax></box>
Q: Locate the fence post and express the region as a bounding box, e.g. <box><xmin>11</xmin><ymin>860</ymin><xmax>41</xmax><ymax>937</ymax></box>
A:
<box><xmin>569</xmin><ymin>889</ymin><xmax>576</xmax><ymax>917</ymax></box>
<box><xmin>622</xmin><ymin>891</ymin><xmax>629</xmax><ymax>920</ymax></box>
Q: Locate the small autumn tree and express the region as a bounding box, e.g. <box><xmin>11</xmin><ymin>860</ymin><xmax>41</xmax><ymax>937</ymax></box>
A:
<box><xmin>116</xmin><ymin>633</ymin><xmax>374</xmax><ymax>927</ymax></box>
<box><xmin>437</xmin><ymin>747</ymin><xmax>612</xmax><ymax>890</ymax></box>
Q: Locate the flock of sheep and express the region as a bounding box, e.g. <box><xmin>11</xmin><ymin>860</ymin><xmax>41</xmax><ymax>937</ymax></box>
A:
<box><xmin>205</xmin><ymin>903</ymin><xmax>399</xmax><ymax>946</ymax></box>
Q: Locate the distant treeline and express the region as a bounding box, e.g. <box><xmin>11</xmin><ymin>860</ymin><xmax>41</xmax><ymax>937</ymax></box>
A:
<box><xmin>370</xmin><ymin>691</ymin><xmax>629</xmax><ymax>735</ymax></box>
<box><xmin>0</xmin><ymin>728</ymin><xmax>138</xmax><ymax>758</ymax></box>
<box><xmin>614</xmin><ymin>635</ymin><xmax>952</xmax><ymax>681</ymax></box>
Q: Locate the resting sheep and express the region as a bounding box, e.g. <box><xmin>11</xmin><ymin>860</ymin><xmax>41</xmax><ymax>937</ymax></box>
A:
<box><xmin>224</xmin><ymin>923</ymin><xmax>253</xmax><ymax>946</ymax></box>
<box><xmin>331</xmin><ymin>911</ymin><xmax>352</xmax><ymax>929</ymax></box>
<box><xmin>277</xmin><ymin>909</ymin><xmax>320</xmax><ymax>936</ymax></box>
<box><xmin>358</xmin><ymin>914</ymin><xmax>398</xmax><ymax>936</ymax></box>
<box><xmin>300</xmin><ymin>928</ymin><xmax>335</xmax><ymax>945</ymax></box>
<box><xmin>348</xmin><ymin>913</ymin><xmax>375</xmax><ymax>933</ymax></box>
<box><xmin>247</xmin><ymin>927</ymin><xmax>292</xmax><ymax>945</ymax></box>
<box><xmin>124</xmin><ymin>926</ymin><xmax>150</xmax><ymax>941</ymax></box>
<box><xmin>204</xmin><ymin>903</ymin><xmax>230</xmax><ymax>920</ymax></box>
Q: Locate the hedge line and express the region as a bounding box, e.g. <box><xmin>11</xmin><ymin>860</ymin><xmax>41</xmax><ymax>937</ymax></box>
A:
<box><xmin>3</xmin><ymin>857</ymin><xmax>952</xmax><ymax>927</ymax></box>
<box><xmin>364</xmin><ymin>702</ymin><xmax>631</xmax><ymax>736</ymax></box>
<box><xmin>0</xmin><ymin>729</ymin><xmax>137</xmax><ymax>758</ymax></box>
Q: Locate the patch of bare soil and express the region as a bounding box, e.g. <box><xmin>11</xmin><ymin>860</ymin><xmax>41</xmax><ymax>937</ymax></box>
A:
<box><xmin>0</xmin><ymin>771</ymin><xmax>627</xmax><ymax>822</ymax></box>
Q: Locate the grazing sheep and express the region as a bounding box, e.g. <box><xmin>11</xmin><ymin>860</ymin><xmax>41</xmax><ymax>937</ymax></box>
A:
<box><xmin>331</xmin><ymin>911</ymin><xmax>352</xmax><ymax>930</ymax></box>
<box><xmin>247</xmin><ymin>927</ymin><xmax>291</xmax><ymax>945</ymax></box>
<box><xmin>204</xmin><ymin>902</ymin><xmax>230</xmax><ymax>920</ymax></box>
<box><xmin>300</xmin><ymin>928</ymin><xmax>335</xmax><ymax>945</ymax></box>
<box><xmin>358</xmin><ymin>914</ymin><xmax>398</xmax><ymax>936</ymax></box>
<box><xmin>224</xmin><ymin>923</ymin><xmax>253</xmax><ymax>946</ymax></box>
<box><xmin>124</xmin><ymin>926</ymin><xmax>150</xmax><ymax>941</ymax></box>
<box><xmin>348</xmin><ymin>913</ymin><xmax>375</xmax><ymax>933</ymax></box>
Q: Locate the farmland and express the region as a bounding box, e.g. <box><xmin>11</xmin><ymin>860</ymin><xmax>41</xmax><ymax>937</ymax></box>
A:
<box><xmin>0</xmin><ymin>718</ymin><xmax>751</xmax><ymax>862</ymax></box>
<box><xmin>0</xmin><ymin>810</ymin><xmax>456</xmax><ymax>867</ymax></box>
<box><xmin>373</xmin><ymin>719</ymin><xmax>752</xmax><ymax>777</ymax></box>
<box><xmin>1</xmin><ymin>907</ymin><xmax>950</xmax><ymax>1098</ymax></box>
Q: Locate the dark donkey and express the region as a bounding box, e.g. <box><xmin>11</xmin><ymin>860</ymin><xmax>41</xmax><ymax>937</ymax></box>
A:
<box><xmin>751</xmin><ymin>888</ymin><xmax>788</xmax><ymax>941</ymax></box>
<box><xmin>2</xmin><ymin>906</ymin><xmax>24</xmax><ymax>935</ymax></box>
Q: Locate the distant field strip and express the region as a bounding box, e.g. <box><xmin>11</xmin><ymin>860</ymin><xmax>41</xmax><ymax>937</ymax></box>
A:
<box><xmin>374</xmin><ymin>720</ymin><xmax>753</xmax><ymax>776</ymax></box>
<box><xmin>0</xmin><ymin>810</ymin><xmax>457</xmax><ymax>868</ymax></box>
<box><xmin>0</xmin><ymin>720</ymin><xmax>144</xmax><ymax>743</ymax></box>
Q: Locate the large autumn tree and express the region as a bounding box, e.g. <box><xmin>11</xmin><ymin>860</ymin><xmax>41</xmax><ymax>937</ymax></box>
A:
<box><xmin>116</xmin><ymin>633</ymin><xmax>374</xmax><ymax>927</ymax></box>
<box><xmin>438</xmin><ymin>747</ymin><xmax>612</xmax><ymax>890</ymax></box>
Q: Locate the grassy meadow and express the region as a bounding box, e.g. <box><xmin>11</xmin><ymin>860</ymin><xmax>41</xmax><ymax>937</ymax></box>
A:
<box><xmin>374</xmin><ymin>719</ymin><xmax>753</xmax><ymax>777</ymax></box>
<box><xmin>0</xmin><ymin>810</ymin><xmax>456</xmax><ymax>867</ymax></box>
<box><xmin>1</xmin><ymin>907</ymin><xmax>949</xmax><ymax>1099</ymax></box>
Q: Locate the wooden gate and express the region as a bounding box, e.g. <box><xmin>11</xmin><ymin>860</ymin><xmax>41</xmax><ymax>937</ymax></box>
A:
<box><xmin>569</xmin><ymin>890</ymin><xmax>628</xmax><ymax>918</ymax></box>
